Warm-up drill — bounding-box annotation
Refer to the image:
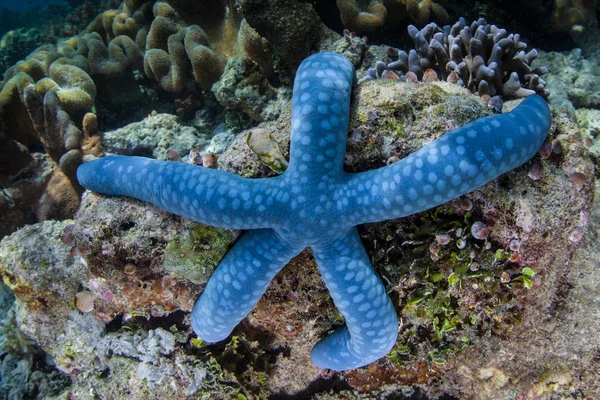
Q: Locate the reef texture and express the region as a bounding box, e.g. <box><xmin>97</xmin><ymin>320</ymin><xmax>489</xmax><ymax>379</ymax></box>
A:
<box><xmin>336</xmin><ymin>0</ymin><xmax>450</xmax><ymax>32</ymax></box>
<box><xmin>76</xmin><ymin>51</ymin><xmax>552</xmax><ymax>371</ymax></box>
<box><xmin>1</xmin><ymin>0</ymin><xmax>330</xmax><ymax>240</ymax></box>
<box><xmin>0</xmin><ymin>75</ymin><xmax>596</xmax><ymax>396</ymax></box>
<box><xmin>101</xmin><ymin>113</ymin><xmax>211</xmax><ymax>160</ymax></box>
<box><xmin>537</xmin><ymin>47</ymin><xmax>600</xmax><ymax>111</ymax></box>
<box><xmin>359</xmin><ymin>18</ymin><xmax>549</xmax><ymax>101</ymax></box>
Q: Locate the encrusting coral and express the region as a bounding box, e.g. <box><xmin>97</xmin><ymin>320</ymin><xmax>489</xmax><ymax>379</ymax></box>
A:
<box><xmin>359</xmin><ymin>18</ymin><xmax>549</xmax><ymax>101</ymax></box>
<box><xmin>336</xmin><ymin>0</ymin><xmax>449</xmax><ymax>32</ymax></box>
<box><xmin>76</xmin><ymin>52</ymin><xmax>551</xmax><ymax>371</ymax></box>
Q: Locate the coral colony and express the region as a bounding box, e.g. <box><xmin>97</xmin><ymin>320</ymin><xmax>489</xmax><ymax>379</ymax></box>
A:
<box><xmin>359</xmin><ymin>18</ymin><xmax>548</xmax><ymax>100</ymax></box>
<box><xmin>77</xmin><ymin>52</ymin><xmax>551</xmax><ymax>371</ymax></box>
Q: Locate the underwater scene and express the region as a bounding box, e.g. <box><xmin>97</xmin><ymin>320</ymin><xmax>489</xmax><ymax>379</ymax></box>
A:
<box><xmin>0</xmin><ymin>0</ymin><xmax>599</xmax><ymax>398</ymax></box>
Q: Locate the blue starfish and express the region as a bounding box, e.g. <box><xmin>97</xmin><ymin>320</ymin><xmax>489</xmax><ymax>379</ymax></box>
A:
<box><xmin>77</xmin><ymin>52</ymin><xmax>551</xmax><ymax>371</ymax></box>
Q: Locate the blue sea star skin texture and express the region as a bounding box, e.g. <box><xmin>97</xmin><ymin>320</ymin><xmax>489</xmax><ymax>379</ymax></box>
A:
<box><xmin>77</xmin><ymin>52</ymin><xmax>551</xmax><ymax>371</ymax></box>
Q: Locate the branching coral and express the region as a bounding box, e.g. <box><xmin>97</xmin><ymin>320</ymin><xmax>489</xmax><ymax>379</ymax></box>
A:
<box><xmin>359</xmin><ymin>18</ymin><xmax>549</xmax><ymax>100</ymax></box>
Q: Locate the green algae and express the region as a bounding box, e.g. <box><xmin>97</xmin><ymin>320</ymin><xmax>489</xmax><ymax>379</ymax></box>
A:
<box><xmin>163</xmin><ymin>222</ymin><xmax>233</xmax><ymax>285</ymax></box>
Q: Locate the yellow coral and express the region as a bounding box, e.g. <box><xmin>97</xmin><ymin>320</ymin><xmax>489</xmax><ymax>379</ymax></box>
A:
<box><xmin>48</xmin><ymin>63</ymin><xmax>96</xmax><ymax>114</ymax></box>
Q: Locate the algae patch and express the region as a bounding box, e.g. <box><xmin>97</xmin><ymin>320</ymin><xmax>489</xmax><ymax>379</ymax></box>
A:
<box><xmin>163</xmin><ymin>222</ymin><xmax>234</xmax><ymax>284</ymax></box>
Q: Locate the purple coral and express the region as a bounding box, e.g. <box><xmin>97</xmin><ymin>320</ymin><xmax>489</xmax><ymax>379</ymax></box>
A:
<box><xmin>360</xmin><ymin>17</ymin><xmax>549</xmax><ymax>100</ymax></box>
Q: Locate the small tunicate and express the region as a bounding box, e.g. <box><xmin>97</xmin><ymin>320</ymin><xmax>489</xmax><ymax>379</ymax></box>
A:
<box><xmin>471</xmin><ymin>221</ymin><xmax>489</xmax><ymax>240</ymax></box>
<box><xmin>436</xmin><ymin>233</ymin><xmax>451</xmax><ymax>246</ymax></box>
<box><xmin>569</xmin><ymin>229</ymin><xmax>583</xmax><ymax>243</ymax></box>
<box><xmin>76</xmin><ymin>291</ymin><xmax>95</xmax><ymax>313</ymax></box>
<box><xmin>456</xmin><ymin>238</ymin><xmax>467</xmax><ymax>249</ymax></box>
<box><xmin>539</xmin><ymin>142</ymin><xmax>552</xmax><ymax>159</ymax></box>
<box><xmin>61</xmin><ymin>225</ymin><xmax>76</xmax><ymax>246</ymax></box>
<box><xmin>124</xmin><ymin>263</ymin><xmax>137</xmax><ymax>275</ymax></box>
<box><xmin>509</xmin><ymin>239</ymin><xmax>521</xmax><ymax>252</ymax></box>
<box><xmin>500</xmin><ymin>272</ymin><xmax>511</xmax><ymax>283</ymax></box>
<box><xmin>551</xmin><ymin>139</ymin><xmax>562</xmax><ymax>154</ymax></box>
<box><xmin>166</xmin><ymin>149</ymin><xmax>181</xmax><ymax>161</ymax></box>
<box><xmin>386</xmin><ymin>155</ymin><xmax>400</xmax><ymax>165</ymax></box>
<box><xmin>189</xmin><ymin>149</ymin><xmax>203</xmax><ymax>165</ymax></box>
<box><xmin>528</xmin><ymin>162</ymin><xmax>543</xmax><ymax>181</ymax></box>
<box><xmin>460</xmin><ymin>197</ymin><xmax>473</xmax><ymax>211</ymax></box>
<box><xmin>570</xmin><ymin>172</ymin><xmax>586</xmax><ymax>191</ymax></box>
<box><xmin>422</xmin><ymin>68</ymin><xmax>438</xmax><ymax>82</ymax></box>
<box><xmin>429</xmin><ymin>241</ymin><xmax>440</xmax><ymax>254</ymax></box>
<box><xmin>470</xmin><ymin>262</ymin><xmax>480</xmax><ymax>272</ymax></box>
<box><xmin>202</xmin><ymin>154</ymin><xmax>218</xmax><ymax>169</ymax></box>
<box><xmin>405</xmin><ymin>71</ymin><xmax>418</xmax><ymax>82</ymax></box>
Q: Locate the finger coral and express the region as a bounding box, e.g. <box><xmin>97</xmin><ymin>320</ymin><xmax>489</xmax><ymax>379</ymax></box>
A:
<box><xmin>359</xmin><ymin>18</ymin><xmax>549</xmax><ymax>100</ymax></box>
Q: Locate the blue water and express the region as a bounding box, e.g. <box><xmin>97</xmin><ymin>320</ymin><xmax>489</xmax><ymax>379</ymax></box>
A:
<box><xmin>0</xmin><ymin>0</ymin><xmax>66</xmax><ymax>12</ymax></box>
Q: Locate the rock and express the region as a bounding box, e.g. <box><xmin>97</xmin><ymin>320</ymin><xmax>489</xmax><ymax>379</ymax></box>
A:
<box><xmin>101</xmin><ymin>113</ymin><xmax>211</xmax><ymax>160</ymax></box>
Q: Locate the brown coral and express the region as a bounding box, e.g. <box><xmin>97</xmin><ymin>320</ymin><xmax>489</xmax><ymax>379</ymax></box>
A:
<box><xmin>552</xmin><ymin>0</ymin><xmax>597</xmax><ymax>30</ymax></box>
<box><xmin>336</xmin><ymin>0</ymin><xmax>388</xmax><ymax>32</ymax></box>
<box><xmin>336</xmin><ymin>0</ymin><xmax>449</xmax><ymax>32</ymax></box>
<box><xmin>144</xmin><ymin>2</ymin><xmax>225</xmax><ymax>91</ymax></box>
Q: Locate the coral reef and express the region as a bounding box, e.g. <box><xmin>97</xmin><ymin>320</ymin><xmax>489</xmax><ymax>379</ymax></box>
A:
<box><xmin>336</xmin><ymin>0</ymin><xmax>388</xmax><ymax>32</ymax></box>
<box><xmin>0</xmin><ymin>28</ymin><xmax>44</xmax><ymax>78</ymax></box>
<box><xmin>0</xmin><ymin>74</ymin><xmax>596</xmax><ymax>396</ymax></box>
<box><xmin>76</xmin><ymin>51</ymin><xmax>552</xmax><ymax>371</ymax></box>
<box><xmin>0</xmin><ymin>282</ymin><xmax>71</xmax><ymax>400</ymax></box>
<box><xmin>359</xmin><ymin>18</ymin><xmax>548</xmax><ymax>101</ymax></box>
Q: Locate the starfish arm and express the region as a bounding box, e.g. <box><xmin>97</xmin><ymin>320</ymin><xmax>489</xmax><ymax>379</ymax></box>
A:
<box><xmin>286</xmin><ymin>52</ymin><xmax>354</xmax><ymax>182</ymax></box>
<box><xmin>343</xmin><ymin>95</ymin><xmax>552</xmax><ymax>225</ymax></box>
<box><xmin>77</xmin><ymin>155</ymin><xmax>281</xmax><ymax>229</ymax></box>
<box><xmin>311</xmin><ymin>228</ymin><xmax>398</xmax><ymax>371</ymax></box>
<box><xmin>190</xmin><ymin>228</ymin><xmax>302</xmax><ymax>342</ymax></box>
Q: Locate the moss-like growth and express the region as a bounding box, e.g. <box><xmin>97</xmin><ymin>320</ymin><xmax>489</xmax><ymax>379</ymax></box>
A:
<box><xmin>163</xmin><ymin>222</ymin><xmax>233</xmax><ymax>284</ymax></box>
